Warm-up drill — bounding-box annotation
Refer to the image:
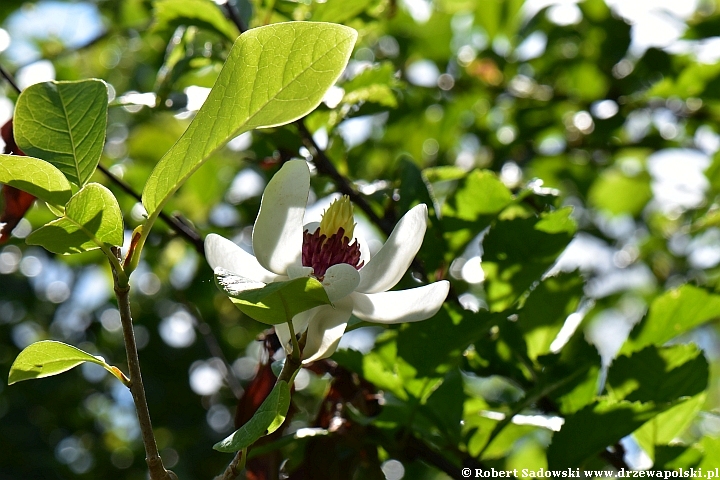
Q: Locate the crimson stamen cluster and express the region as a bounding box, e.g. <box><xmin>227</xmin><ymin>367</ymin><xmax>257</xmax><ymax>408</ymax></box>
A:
<box><xmin>302</xmin><ymin>227</ymin><xmax>364</xmax><ymax>280</ymax></box>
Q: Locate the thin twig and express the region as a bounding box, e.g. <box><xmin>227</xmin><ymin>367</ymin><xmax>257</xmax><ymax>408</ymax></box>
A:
<box><xmin>113</xmin><ymin>258</ymin><xmax>177</xmax><ymax>480</ymax></box>
<box><xmin>223</xmin><ymin>1</ymin><xmax>247</xmax><ymax>34</ymax></box>
<box><xmin>295</xmin><ymin>121</ymin><xmax>395</xmax><ymax>236</ymax></box>
<box><xmin>0</xmin><ymin>64</ymin><xmax>21</xmax><ymax>94</ymax></box>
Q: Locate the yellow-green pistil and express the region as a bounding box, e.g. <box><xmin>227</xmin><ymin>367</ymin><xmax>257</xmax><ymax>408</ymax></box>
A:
<box><xmin>302</xmin><ymin>196</ymin><xmax>363</xmax><ymax>279</ymax></box>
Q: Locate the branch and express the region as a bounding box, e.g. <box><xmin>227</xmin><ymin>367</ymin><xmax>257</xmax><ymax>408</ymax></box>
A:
<box><xmin>112</xmin><ymin>254</ymin><xmax>177</xmax><ymax>480</ymax></box>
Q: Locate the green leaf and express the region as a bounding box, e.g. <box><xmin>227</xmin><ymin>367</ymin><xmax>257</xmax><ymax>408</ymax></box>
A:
<box><xmin>152</xmin><ymin>0</ymin><xmax>240</xmax><ymax>42</ymax></box>
<box><xmin>621</xmin><ymin>285</ymin><xmax>720</xmax><ymax>355</ymax></box>
<box><xmin>547</xmin><ymin>400</ymin><xmax>661</xmax><ymax>469</ymax></box>
<box><xmin>517</xmin><ymin>272</ymin><xmax>585</xmax><ymax>361</ymax></box>
<box><xmin>482</xmin><ymin>207</ymin><xmax>576</xmax><ymax>311</ymax></box>
<box><xmin>0</xmin><ymin>154</ymin><xmax>72</xmax><ymax>207</ymax></box>
<box><xmin>606</xmin><ymin>344</ymin><xmax>708</xmax><ymax>404</ymax></box>
<box><xmin>634</xmin><ymin>394</ymin><xmax>706</xmax><ymax>461</ymax></box>
<box><xmin>215</xmin><ymin>269</ymin><xmax>331</xmax><ymax>325</ymax></box>
<box><xmin>441</xmin><ymin>169</ymin><xmax>513</xmax><ymax>262</ymax></box>
<box><xmin>539</xmin><ymin>334</ymin><xmax>602</xmax><ymax>415</ymax></box>
<box><xmin>8</xmin><ymin>340</ymin><xmax>127</xmax><ymax>385</ymax></box>
<box><xmin>397</xmin><ymin>303</ymin><xmax>494</xmax><ymax>377</ymax></box>
<box><xmin>26</xmin><ymin>183</ymin><xmax>124</xmax><ymax>255</ymax></box>
<box><xmin>214</xmin><ymin>380</ymin><xmax>291</xmax><ymax>452</ymax></box>
<box><xmin>587</xmin><ymin>169</ymin><xmax>652</xmax><ymax>216</ymax></box>
<box><xmin>142</xmin><ymin>22</ymin><xmax>357</xmax><ymax>217</ymax></box>
<box><xmin>14</xmin><ymin>79</ymin><xmax>108</xmax><ymax>186</ymax></box>
<box><xmin>311</xmin><ymin>0</ymin><xmax>374</xmax><ymax>23</ymax></box>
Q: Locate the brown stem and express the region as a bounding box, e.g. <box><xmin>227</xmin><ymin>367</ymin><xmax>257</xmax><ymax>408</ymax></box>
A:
<box><xmin>113</xmin><ymin>264</ymin><xmax>177</xmax><ymax>480</ymax></box>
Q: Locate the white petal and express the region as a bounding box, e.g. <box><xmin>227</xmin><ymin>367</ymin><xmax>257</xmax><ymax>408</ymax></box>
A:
<box><xmin>350</xmin><ymin>281</ymin><xmax>449</xmax><ymax>324</ymax></box>
<box><xmin>275</xmin><ymin>309</ymin><xmax>312</xmax><ymax>355</ymax></box>
<box><xmin>302</xmin><ymin>298</ymin><xmax>353</xmax><ymax>364</ymax></box>
<box><xmin>356</xmin><ymin>204</ymin><xmax>428</xmax><ymax>293</ymax></box>
<box><xmin>252</xmin><ymin>160</ymin><xmax>310</xmax><ymax>275</ymax></box>
<box><xmin>287</xmin><ymin>265</ymin><xmax>313</xmax><ymax>279</ymax></box>
<box><xmin>322</xmin><ymin>263</ymin><xmax>360</xmax><ymax>302</ymax></box>
<box><xmin>205</xmin><ymin>233</ymin><xmax>277</xmax><ymax>283</ymax></box>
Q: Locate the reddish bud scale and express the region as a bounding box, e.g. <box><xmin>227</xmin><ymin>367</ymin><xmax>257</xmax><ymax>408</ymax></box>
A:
<box><xmin>302</xmin><ymin>227</ymin><xmax>364</xmax><ymax>280</ymax></box>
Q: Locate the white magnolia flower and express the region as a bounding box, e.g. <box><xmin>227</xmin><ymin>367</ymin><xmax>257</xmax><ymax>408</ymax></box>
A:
<box><xmin>206</xmin><ymin>160</ymin><xmax>449</xmax><ymax>363</ymax></box>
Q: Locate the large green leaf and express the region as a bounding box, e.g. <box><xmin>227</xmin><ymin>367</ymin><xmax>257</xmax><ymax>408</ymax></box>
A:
<box><xmin>14</xmin><ymin>79</ymin><xmax>108</xmax><ymax>186</ymax></box>
<box><xmin>215</xmin><ymin>269</ymin><xmax>331</xmax><ymax>325</ymax></box>
<box><xmin>621</xmin><ymin>285</ymin><xmax>720</xmax><ymax>355</ymax></box>
<box><xmin>8</xmin><ymin>340</ymin><xmax>127</xmax><ymax>385</ymax></box>
<box><xmin>142</xmin><ymin>22</ymin><xmax>357</xmax><ymax>217</ymax></box>
<box><xmin>0</xmin><ymin>154</ymin><xmax>71</xmax><ymax>207</ymax></box>
<box><xmin>152</xmin><ymin>0</ymin><xmax>240</xmax><ymax>42</ymax></box>
<box><xmin>214</xmin><ymin>380</ymin><xmax>291</xmax><ymax>452</ymax></box>
<box><xmin>26</xmin><ymin>183</ymin><xmax>124</xmax><ymax>254</ymax></box>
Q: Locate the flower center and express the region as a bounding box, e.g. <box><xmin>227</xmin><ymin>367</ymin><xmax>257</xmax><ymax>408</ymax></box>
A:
<box><xmin>302</xmin><ymin>196</ymin><xmax>363</xmax><ymax>279</ymax></box>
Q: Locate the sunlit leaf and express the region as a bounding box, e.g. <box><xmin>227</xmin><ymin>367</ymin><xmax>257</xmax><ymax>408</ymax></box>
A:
<box><xmin>26</xmin><ymin>183</ymin><xmax>124</xmax><ymax>254</ymax></box>
<box><xmin>214</xmin><ymin>380</ymin><xmax>291</xmax><ymax>452</ymax></box>
<box><xmin>634</xmin><ymin>394</ymin><xmax>706</xmax><ymax>461</ymax></box>
<box><xmin>8</xmin><ymin>340</ymin><xmax>127</xmax><ymax>385</ymax></box>
<box><xmin>142</xmin><ymin>22</ymin><xmax>357</xmax><ymax>217</ymax></box>
<box><xmin>0</xmin><ymin>154</ymin><xmax>71</xmax><ymax>207</ymax></box>
<box><xmin>14</xmin><ymin>79</ymin><xmax>108</xmax><ymax>186</ymax></box>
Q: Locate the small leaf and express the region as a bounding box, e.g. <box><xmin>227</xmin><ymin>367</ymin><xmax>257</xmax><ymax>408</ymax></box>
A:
<box><xmin>142</xmin><ymin>22</ymin><xmax>357</xmax><ymax>217</ymax></box>
<box><xmin>0</xmin><ymin>154</ymin><xmax>72</xmax><ymax>207</ymax></box>
<box><xmin>14</xmin><ymin>79</ymin><xmax>108</xmax><ymax>186</ymax></box>
<box><xmin>9</xmin><ymin>340</ymin><xmax>126</xmax><ymax>385</ymax></box>
<box><xmin>215</xmin><ymin>269</ymin><xmax>331</xmax><ymax>325</ymax></box>
<box><xmin>214</xmin><ymin>380</ymin><xmax>291</xmax><ymax>452</ymax></box>
<box><xmin>26</xmin><ymin>183</ymin><xmax>124</xmax><ymax>255</ymax></box>
<box><xmin>152</xmin><ymin>0</ymin><xmax>240</xmax><ymax>42</ymax></box>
